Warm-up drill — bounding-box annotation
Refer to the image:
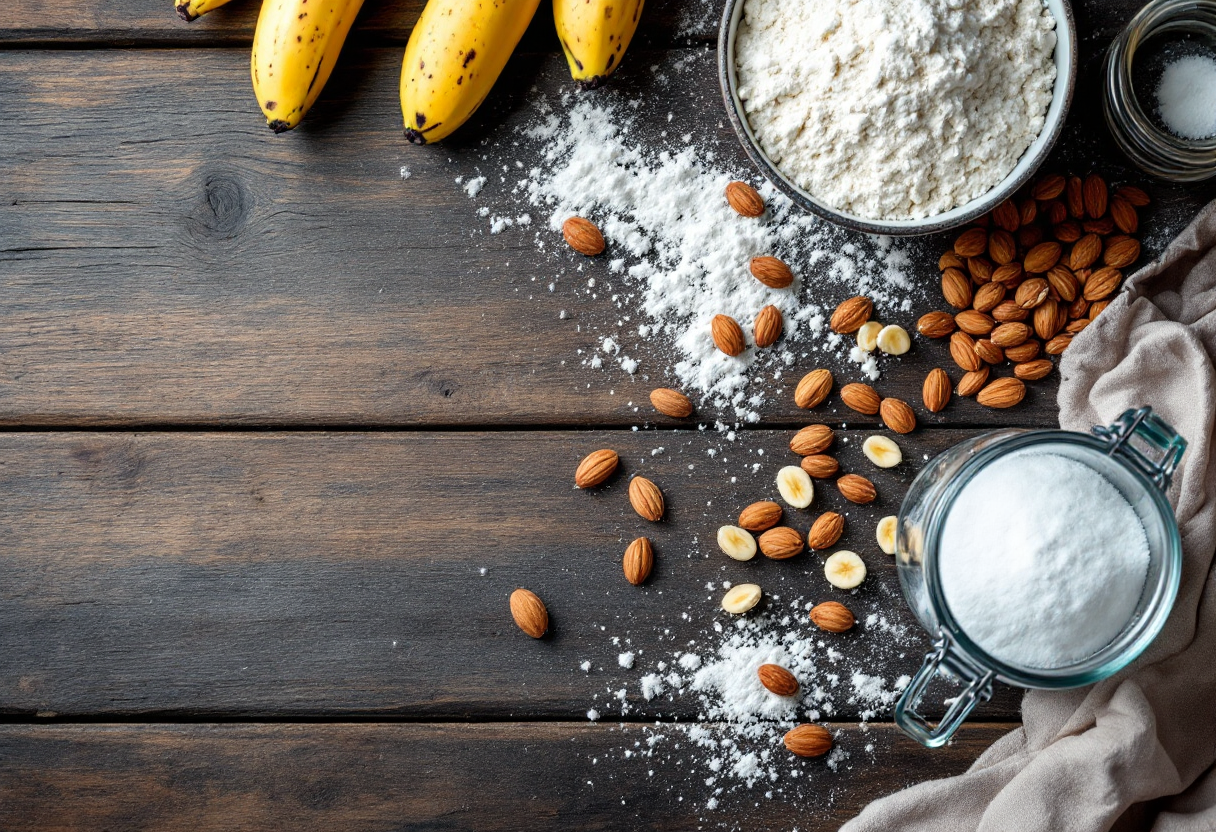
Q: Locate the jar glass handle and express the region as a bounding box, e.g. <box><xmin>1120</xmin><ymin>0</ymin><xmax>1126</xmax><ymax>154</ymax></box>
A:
<box><xmin>1092</xmin><ymin>407</ymin><xmax>1187</xmax><ymax>491</ymax></box>
<box><xmin>894</xmin><ymin>633</ymin><xmax>995</xmax><ymax>748</ymax></box>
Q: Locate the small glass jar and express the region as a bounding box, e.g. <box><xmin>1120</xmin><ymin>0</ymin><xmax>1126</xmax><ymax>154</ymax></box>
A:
<box><xmin>892</xmin><ymin>408</ymin><xmax>1186</xmax><ymax>748</ymax></box>
<box><xmin>1104</xmin><ymin>0</ymin><xmax>1216</xmax><ymax>181</ymax></box>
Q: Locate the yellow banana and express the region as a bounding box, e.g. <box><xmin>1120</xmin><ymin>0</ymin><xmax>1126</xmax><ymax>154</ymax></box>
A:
<box><xmin>400</xmin><ymin>0</ymin><xmax>542</xmax><ymax>145</ymax></box>
<box><xmin>251</xmin><ymin>0</ymin><xmax>363</xmax><ymax>133</ymax></box>
<box><xmin>553</xmin><ymin>0</ymin><xmax>644</xmax><ymax>88</ymax></box>
<box><xmin>175</xmin><ymin>0</ymin><xmax>237</xmax><ymax>22</ymax></box>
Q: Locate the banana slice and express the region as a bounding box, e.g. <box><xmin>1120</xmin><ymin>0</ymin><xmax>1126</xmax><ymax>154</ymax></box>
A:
<box><xmin>857</xmin><ymin>321</ymin><xmax>882</xmax><ymax>352</ymax></box>
<box><xmin>721</xmin><ymin>583</ymin><xmax>762</xmax><ymax>614</ymax></box>
<box><xmin>862</xmin><ymin>435</ymin><xmax>903</xmax><ymax>468</ymax></box>
<box><xmin>776</xmin><ymin>465</ymin><xmax>814</xmax><ymax>508</ymax></box>
<box><xmin>824</xmin><ymin>551</ymin><xmax>867</xmax><ymax>589</ymax></box>
<box><xmin>876</xmin><ymin>515</ymin><xmax>898</xmax><ymax>555</ymax></box>
<box><xmin>876</xmin><ymin>324</ymin><xmax>911</xmax><ymax>355</ymax></box>
<box><xmin>718</xmin><ymin>525</ymin><xmax>758</xmax><ymax>561</ymax></box>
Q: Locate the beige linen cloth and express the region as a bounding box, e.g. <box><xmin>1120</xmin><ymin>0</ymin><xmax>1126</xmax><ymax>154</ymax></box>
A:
<box><xmin>844</xmin><ymin>200</ymin><xmax>1216</xmax><ymax>832</ymax></box>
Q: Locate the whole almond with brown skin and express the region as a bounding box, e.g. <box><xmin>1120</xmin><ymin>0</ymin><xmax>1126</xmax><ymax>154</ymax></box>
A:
<box><xmin>1074</xmin><ymin>267</ymin><xmax>1092</xmax><ymax>287</ymax></box>
<box><xmin>1032</xmin><ymin>173</ymin><xmax>1066</xmax><ymax>200</ymax></box>
<box><xmin>628</xmin><ymin>476</ymin><xmax>665</xmax><ymax>521</ymax></box>
<box><xmin>993</xmin><ymin>262</ymin><xmax>1024</xmax><ymax>286</ymax></box>
<box><xmin>1090</xmin><ymin>300</ymin><xmax>1110</xmax><ymax>319</ymax></box>
<box><xmin>1015</xmin><ymin>277</ymin><xmax>1049</xmax><ymax>309</ymax></box>
<box><xmin>790</xmin><ymin>424</ymin><xmax>834</xmax><ymax>456</ymax></box>
<box><xmin>1083</xmin><ymin>267</ymin><xmax>1122</xmax><ymax>301</ymax></box>
<box><xmin>750</xmin><ymin>256</ymin><xmax>794</xmax><ymax>289</ymax></box>
<box><xmin>575</xmin><ymin>449</ymin><xmax>618</xmax><ymax>488</ymax></box>
<box><xmin>1045</xmin><ymin>334</ymin><xmax>1073</xmax><ymax>354</ymax></box>
<box><xmin>840</xmin><ymin>382</ymin><xmax>881</xmax><ymax>415</ymax></box>
<box><xmin>1083</xmin><ymin>174</ymin><xmax>1108</xmax><ymax>219</ymax></box>
<box><xmin>993</xmin><ymin>199</ymin><xmax>1020</xmax><ymax>232</ymax></box>
<box><xmin>785</xmin><ymin>724</ymin><xmax>833</xmax><ymax>758</ymax></box>
<box><xmin>650</xmin><ymin>388</ymin><xmax>693</xmax><ymax>418</ymax></box>
<box><xmin>1066</xmin><ymin>318</ymin><xmax>1090</xmax><ymax>334</ymax></box>
<box><xmin>794</xmin><ymin>369</ymin><xmax>833</xmax><ymax>409</ymax></box>
<box><xmin>955</xmin><ymin>310</ymin><xmax>995</xmax><ymax>337</ymax></box>
<box><xmin>1034</xmin><ymin>299</ymin><xmax>1062</xmax><ymax>340</ymax></box>
<box><xmin>1047</xmin><ymin>265</ymin><xmax>1078</xmax><ymax>302</ymax></box>
<box><xmin>917</xmin><ymin>311</ymin><xmax>956</xmax><ymax>339</ymax></box>
<box><xmin>1024</xmin><ymin>242</ymin><xmax>1062</xmax><ymax>274</ymax></box>
<box><xmin>988</xmin><ymin>230</ymin><xmax>1016</xmax><ymax>265</ymax></box>
<box><xmin>1046</xmin><ymin>200</ymin><xmax>1068</xmax><ymax>225</ymax></box>
<box><xmin>800</xmin><ymin>454</ymin><xmax>839</xmax><ymax>479</ymax></box>
<box><xmin>758</xmin><ymin>664</ymin><xmax>800</xmax><ymax>697</ymax></box>
<box><xmin>991</xmin><ymin>322</ymin><xmax>1031</xmax><ymax>348</ymax></box>
<box><xmin>1018</xmin><ymin>224</ymin><xmax>1044</xmax><ymax>250</ymax></box>
<box><xmin>1083</xmin><ymin>215</ymin><xmax>1116</xmax><ymax>235</ymax></box>
<box><xmin>830</xmin><ymin>296</ymin><xmax>873</xmax><ymax>333</ymax></box>
<box><xmin>923</xmin><ymin>368</ymin><xmax>951</xmax><ymax>413</ymax></box>
<box><xmin>623</xmin><ymin>537</ymin><xmax>654</xmax><ymax>586</ymax></box>
<box><xmin>562</xmin><ymin>217</ymin><xmax>605</xmax><ymax>256</ymax></box>
<box><xmin>1019</xmin><ymin>198</ymin><xmax>1039</xmax><ymax>227</ymax></box>
<box><xmin>754</xmin><ymin>305</ymin><xmax>783</xmax><ymax>348</ymax></box>
<box><xmin>739</xmin><ymin>500</ymin><xmax>782</xmax><ymax>532</ymax></box>
<box><xmin>973</xmin><ymin>281</ymin><xmax>1006</xmax><ymax>312</ymax></box>
<box><xmin>880</xmin><ymin>398</ymin><xmax>916</xmax><ymax>434</ymax></box>
<box><xmin>810</xmin><ymin>601</ymin><xmax>855</xmax><ymax>633</ymax></box>
<box><xmin>510</xmin><ymin>588</ymin><xmax>548</xmax><ymax>638</ymax></box>
<box><xmin>807</xmin><ymin>511</ymin><xmax>845</xmax><ymax>549</ymax></box>
<box><xmin>954</xmin><ymin>227</ymin><xmax>988</xmax><ymax>258</ymax></box>
<box><xmin>1104</xmin><ymin>236</ymin><xmax>1140</xmax><ymax>269</ymax></box>
<box><xmin>942</xmin><ymin>268</ymin><xmax>973</xmax><ymax>309</ymax></box>
<box><xmin>1070</xmin><ymin>234</ymin><xmax>1102</xmax><ymax>270</ymax></box>
<box><xmin>725</xmin><ymin>181</ymin><xmax>765</xmax><ymax>217</ymax></box>
<box><xmin>950</xmin><ymin>331</ymin><xmax>982</xmax><ymax>372</ymax></box>
<box><xmin>1005</xmin><ymin>340</ymin><xmax>1041</xmax><ymax>362</ymax></box>
<box><xmin>939</xmin><ymin>251</ymin><xmax>965</xmax><ymax>271</ymax></box>
<box><xmin>1069</xmin><ymin>295</ymin><xmax>1091</xmax><ymax>318</ymax></box>
<box><xmin>977</xmin><ymin>377</ymin><xmax>1026</xmax><ymax>409</ymax></box>
<box><xmin>1110</xmin><ymin>195</ymin><xmax>1138</xmax><ymax>234</ymax></box>
<box><xmin>1014</xmin><ymin>359</ymin><xmax>1054</xmax><ymax>381</ymax></box>
<box><xmin>974</xmin><ymin>339</ymin><xmax>1004</xmax><ymax>365</ymax></box>
<box><xmin>968</xmin><ymin>256</ymin><xmax>995</xmax><ymax>284</ymax></box>
<box><xmin>711</xmin><ymin>314</ymin><xmax>745</xmax><ymax>357</ymax></box>
<box><xmin>992</xmin><ymin>300</ymin><xmax>1029</xmax><ymax>323</ymax></box>
<box><xmin>838</xmin><ymin>473</ymin><xmax>877</xmax><ymax>504</ymax></box>
<box><xmin>956</xmin><ymin>366</ymin><xmax>990</xmax><ymax>397</ymax></box>
<box><xmin>1054</xmin><ymin>220</ymin><xmax>1082</xmax><ymax>243</ymax></box>
<box><xmin>759</xmin><ymin>526</ymin><xmax>804</xmax><ymax>560</ymax></box>
<box><xmin>1062</xmin><ymin>174</ymin><xmax>1082</xmax><ymax>217</ymax></box>
<box><xmin>1116</xmin><ymin>184</ymin><xmax>1151</xmax><ymax>206</ymax></box>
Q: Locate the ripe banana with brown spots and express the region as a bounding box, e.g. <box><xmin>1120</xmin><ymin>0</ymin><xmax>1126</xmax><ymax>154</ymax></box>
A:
<box><xmin>250</xmin><ymin>0</ymin><xmax>363</xmax><ymax>133</ymax></box>
<box><xmin>553</xmin><ymin>0</ymin><xmax>644</xmax><ymax>88</ymax></box>
<box><xmin>399</xmin><ymin>0</ymin><xmax>542</xmax><ymax>145</ymax></box>
<box><xmin>176</xmin><ymin>0</ymin><xmax>237</xmax><ymax>22</ymax></box>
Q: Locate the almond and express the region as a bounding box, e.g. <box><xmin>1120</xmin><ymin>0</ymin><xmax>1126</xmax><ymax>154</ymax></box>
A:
<box><xmin>917</xmin><ymin>310</ymin><xmax>957</xmax><ymax>339</ymax></box>
<box><xmin>784</xmin><ymin>724</ymin><xmax>833</xmax><ymax>758</ymax></box>
<box><xmin>628</xmin><ymin>476</ymin><xmax>665</xmax><ymax>521</ymax></box>
<box><xmin>725</xmin><ymin>180</ymin><xmax>765</xmax><ymax>217</ymax></box>
<box><xmin>1031</xmin><ymin>173</ymin><xmax>1066</xmax><ymax>200</ymax></box>
<box><xmin>830</xmin><ymin>296</ymin><xmax>873</xmax><ymax>334</ymax></box>
<box><xmin>953</xmin><ymin>227</ymin><xmax>988</xmax><ymax>258</ymax></box>
<box><xmin>1103</xmin><ymin>236</ymin><xmax>1140</xmax><ymax>269</ymax></box>
<box><xmin>992</xmin><ymin>199</ymin><xmax>1020</xmax><ymax>232</ymax></box>
<box><xmin>1066</xmin><ymin>318</ymin><xmax>1090</xmax><ymax>334</ymax></box>
<box><xmin>923</xmin><ymin>368</ymin><xmax>951</xmax><ymax>413</ymax></box>
<box><xmin>807</xmin><ymin>511</ymin><xmax>845</xmax><ymax>549</ymax></box>
<box><xmin>956</xmin><ymin>366</ymin><xmax>990</xmax><ymax>397</ymax></box>
<box><xmin>1054</xmin><ymin>220</ymin><xmax>1082</xmax><ymax>243</ymax></box>
<box><xmin>950</xmin><ymin>331</ymin><xmax>982</xmax><ymax>372</ymax></box>
<box><xmin>794</xmin><ymin>368</ymin><xmax>833</xmax><ymax>409</ymax></box>
<box><xmin>840</xmin><ymin>382</ymin><xmax>881</xmax><ymax>415</ymax></box>
<box><xmin>992</xmin><ymin>300</ymin><xmax>1029</xmax><ymax>322</ymax></box>
<box><xmin>942</xmin><ymin>267</ymin><xmax>973</xmax><ymax>309</ymax></box>
<box><xmin>1116</xmin><ymin>184</ymin><xmax>1151</xmax><ymax>207</ymax></box>
<box><xmin>1066</xmin><ymin>175</ymin><xmax>1085</xmax><ymax>218</ymax></box>
<box><xmin>1090</xmin><ymin>299</ymin><xmax>1110</xmax><ymax>319</ymax></box>
<box><xmin>575</xmin><ymin>449</ymin><xmax>618</xmax><ymax>488</ymax></box>
<box><xmin>809</xmin><ymin>601</ymin><xmax>855</xmax><ymax>633</ymax></box>
<box><xmin>510</xmin><ymin>588</ymin><xmax>548</xmax><ymax>638</ymax></box>
<box><xmin>837</xmin><ymin>473</ymin><xmax>877</xmax><ymax>504</ymax></box>
<box><xmin>976</xmin><ymin>377</ymin><xmax>1026</xmax><ymax>409</ymax></box>
<box><xmin>879</xmin><ymin>398</ymin><xmax>917</xmax><ymax>434</ymax></box>
<box><xmin>1069</xmin><ymin>295</ymin><xmax>1091</xmax><ymax>319</ymax></box>
<box><xmin>753</xmin><ymin>305</ymin><xmax>783</xmax><ymax>348</ymax></box>
<box><xmin>739</xmin><ymin>500</ymin><xmax>782</xmax><ymax>532</ymax></box>
<box><xmin>955</xmin><ymin>310</ymin><xmax>995</xmax><ymax>337</ymax></box>
<box><xmin>790</xmin><ymin>424</ymin><xmax>834</xmax><ymax>456</ymax></box>
<box><xmin>1004</xmin><ymin>340</ymin><xmax>1041</xmax><ymax>362</ymax></box>
<box><xmin>1024</xmin><ymin>242</ymin><xmax>1062</xmax><ymax>273</ymax></box>
<box><xmin>1045</xmin><ymin>200</ymin><xmax>1068</xmax><ymax>225</ymax></box>
<box><xmin>711</xmin><ymin>314</ymin><xmax>745</xmax><ymax>357</ymax></box>
<box><xmin>993</xmin><ymin>264</ymin><xmax>1024</xmax><ymax>287</ymax></box>
<box><xmin>939</xmin><ymin>251</ymin><xmax>965</xmax><ymax>271</ymax></box>
<box><xmin>974</xmin><ymin>339</ymin><xmax>1004</xmax><ymax>365</ymax></box>
<box><xmin>1014</xmin><ymin>359</ymin><xmax>1054</xmax><ymax>381</ymax></box>
<box><xmin>1046</xmin><ymin>265</ymin><xmax>1078</xmax><ymax>302</ymax></box>
<box><xmin>990</xmin><ymin>322</ymin><xmax>1030</xmax><ymax>348</ymax></box>
<box><xmin>800</xmin><ymin>454</ymin><xmax>839</xmax><ymax>479</ymax></box>
<box><xmin>973</xmin><ymin>281</ymin><xmax>1006</xmax><ymax>312</ymax></box>
<box><xmin>1015</xmin><ymin>277</ymin><xmax>1050</xmax><ymax>309</ymax></box>
<box><xmin>1033</xmin><ymin>299</ymin><xmax>1062</xmax><ymax>340</ymax></box>
<box><xmin>623</xmin><ymin>537</ymin><xmax>654</xmax><ymax>585</ymax></box>
<box><xmin>1083</xmin><ymin>174</ymin><xmax>1108</xmax><ymax>219</ymax></box>
<box><xmin>968</xmin><ymin>256</ymin><xmax>995</xmax><ymax>284</ymax></box>
<box><xmin>758</xmin><ymin>664</ymin><xmax>800</xmax><ymax>696</ymax></box>
<box><xmin>1083</xmin><ymin>267</ymin><xmax>1122</xmax><ymax>301</ymax></box>
<box><xmin>562</xmin><ymin>217</ymin><xmax>605</xmax><ymax>256</ymax></box>
<box><xmin>1018</xmin><ymin>223</ymin><xmax>1044</xmax><ymax>250</ymax></box>
<box><xmin>650</xmin><ymin>388</ymin><xmax>693</xmax><ymax>418</ymax></box>
<box><xmin>750</xmin><ymin>256</ymin><xmax>794</xmax><ymax>289</ymax></box>
<box><xmin>1045</xmin><ymin>333</ymin><xmax>1073</xmax><ymax>355</ymax></box>
<box><xmin>1083</xmin><ymin>215</ymin><xmax>1116</xmax><ymax>235</ymax></box>
<box><xmin>759</xmin><ymin>526</ymin><xmax>805</xmax><ymax>560</ymax></box>
<box><xmin>1019</xmin><ymin>198</ymin><xmax>1039</xmax><ymax>227</ymax></box>
<box><xmin>1110</xmin><ymin>195</ymin><xmax>1138</xmax><ymax>234</ymax></box>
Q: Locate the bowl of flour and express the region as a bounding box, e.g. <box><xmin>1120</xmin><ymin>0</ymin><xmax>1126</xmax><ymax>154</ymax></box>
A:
<box><xmin>718</xmin><ymin>0</ymin><xmax>1077</xmax><ymax>235</ymax></box>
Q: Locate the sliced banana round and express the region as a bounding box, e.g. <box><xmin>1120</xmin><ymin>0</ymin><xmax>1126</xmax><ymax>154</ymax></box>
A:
<box><xmin>776</xmin><ymin>465</ymin><xmax>814</xmax><ymax>508</ymax></box>
<box><xmin>718</xmin><ymin>525</ymin><xmax>758</xmax><ymax>561</ymax></box>
<box><xmin>862</xmin><ymin>435</ymin><xmax>903</xmax><ymax>468</ymax></box>
<box><xmin>876</xmin><ymin>515</ymin><xmax>898</xmax><ymax>555</ymax></box>
<box><xmin>876</xmin><ymin>324</ymin><xmax>911</xmax><ymax>356</ymax></box>
<box><xmin>857</xmin><ymin>321</ymin><xmax>882</xmax><ymax>353</ymax></box>
<box><xmin>824</xmin><ymin>550</ymin><xmax>867</xmax><ymax>589</ymax></box>
<box><xmin>721</xmin><ymin>583</ymin><xmax>762</xmax><ymax>614</ymax></box>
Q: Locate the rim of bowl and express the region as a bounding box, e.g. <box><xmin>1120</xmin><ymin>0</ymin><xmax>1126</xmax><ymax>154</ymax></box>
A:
<box><xmin>717</xmin><ymin>0</ymin><xmax>1078</xmax><ymax>237</ymax></box>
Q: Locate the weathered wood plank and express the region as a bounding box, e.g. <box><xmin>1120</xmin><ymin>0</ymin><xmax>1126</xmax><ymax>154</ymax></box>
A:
<box><xmin>0</xmin><ymin>429</ymin><xmax>1025</xmax><ymax>720</ymax></box>
<box><xmin>0</xmin><ymin>722</ymin><xmax>1010</xmax><ymax>830</ymax></box>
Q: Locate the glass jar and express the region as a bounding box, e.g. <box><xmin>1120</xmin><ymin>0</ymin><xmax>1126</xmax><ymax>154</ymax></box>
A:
<box><xmin>1103</xmin><ymin>0</ymin><xmax>1216</xmax><ymax>181</ymax></box>
<box><xmin>893</xmin><ymin>408</ymin><xmax>1186</xmax><ymax>747</ymax></box>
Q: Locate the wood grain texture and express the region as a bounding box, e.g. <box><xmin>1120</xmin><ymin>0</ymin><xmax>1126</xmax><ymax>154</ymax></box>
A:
<box><xmin>0</xmin><ymin>429</ymin><xmax>1023</xmax><ymax>720</ymax></box>
<box><xmin>0</xmin><ymin>722</ymin><xmax>1010</xmax><ymax>830</ymax></box>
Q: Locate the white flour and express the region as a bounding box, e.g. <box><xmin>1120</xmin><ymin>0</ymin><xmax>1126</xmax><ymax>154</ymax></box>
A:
<box><xmin>939</xmin><ymin>450</ymin><xmax>1150</xmax><ymax>669</ymax></box>
<box><xmin>735</xmin><ymin>0</ymin><xmax>1057</xmax><ymax>220</ymax></box>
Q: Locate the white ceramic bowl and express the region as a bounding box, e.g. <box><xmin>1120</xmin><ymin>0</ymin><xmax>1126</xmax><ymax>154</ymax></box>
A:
<box><xmin>717</xmin><ymin>0</ymin><xmax>1078</xmax><ymax>237</ymax></box>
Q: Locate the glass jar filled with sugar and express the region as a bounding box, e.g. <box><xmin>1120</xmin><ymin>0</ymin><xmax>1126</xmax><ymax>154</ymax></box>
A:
<box><xmin>893</xmin><ymin>408</ymin><xmax>1185</xmax><ymax>747</ymax></box>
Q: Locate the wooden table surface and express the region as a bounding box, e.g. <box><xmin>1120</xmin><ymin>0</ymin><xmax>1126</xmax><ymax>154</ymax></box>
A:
<box><xmin>1</xmin><ymin>0</ymin><xmax>1213</xmax><ymax>828</ymax></box>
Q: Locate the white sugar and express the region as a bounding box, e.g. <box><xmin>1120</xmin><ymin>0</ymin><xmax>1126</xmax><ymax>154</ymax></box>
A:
<box><xmin>1156</xmin><ymin>53</ymin><xmax>1216</xmax><ymax>140</ymax></box>
<box><xmin>939</xmin><ymin>450</ymin><xmax>1150</xmax><ymax>669</ymax></box>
